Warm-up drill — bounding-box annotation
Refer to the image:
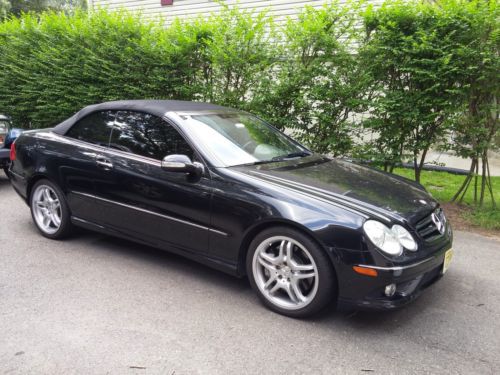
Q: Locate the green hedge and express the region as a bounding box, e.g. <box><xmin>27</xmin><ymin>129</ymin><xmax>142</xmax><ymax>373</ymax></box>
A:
<box><xmin>359</xmin><ymin>0</ymin><xmax>499</xmax><ymax>183</ymax></box>
<box><xmin>0</xmin><ymin>10</ymin><xmax>199</xmax><ymax>126</ymax></box>
<box><xmin>0</xmin><ymin>2</ymin><xmax>368</xmax><ymax>150</ymax></box>
<box><xmin>0</xmin><ymin>1</ymin><xmax>498</xmax><ymax>187</ymax></box>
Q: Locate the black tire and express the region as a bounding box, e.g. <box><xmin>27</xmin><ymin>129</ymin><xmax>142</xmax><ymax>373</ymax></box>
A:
<box><xmin>29</xmin><ymin>179</ymin><xmax>74</xmax><ymax>239</ymax></box>
<box><xmin>246</xmin><ymin>226</ymin><xmax>337</xmax><ymax>318</ymax></box>
<box><xmin>3</xmin><ymin>167</ymin><xmax>8</xmax><ymax>178</ymax></box>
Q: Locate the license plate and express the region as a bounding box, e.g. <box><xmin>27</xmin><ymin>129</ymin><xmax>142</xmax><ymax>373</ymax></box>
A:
<box><xmin>442</xmin><ymin>248</ymin><xmax>453</xmax><ymax>274</ymax></box>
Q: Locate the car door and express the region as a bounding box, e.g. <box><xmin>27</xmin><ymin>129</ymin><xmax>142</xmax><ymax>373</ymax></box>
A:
<box><xmin>59</xmin><ymin>110</ymin><xmax>116</xmax><ymax>224</ymax></box>
<box><xmin>93</xmin><ymin>110</ymin><xmax>212</xmax><ymax>253</ymax></box>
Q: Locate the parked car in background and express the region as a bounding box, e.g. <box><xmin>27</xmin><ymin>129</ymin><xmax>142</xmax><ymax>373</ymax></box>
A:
<box><xmin>8</xmin><ymin>100</ymin><xmax>453</xmax><ymax>317</ymax></box>
<box><xmin>0</xmin><ymin>115</ymin><xmax>10</xmax><ymax>145</ymax></box>
<box><xmin>0</xmin><ymin>115</ymin><xmax>23</xmax><ymax>177</ymax></box>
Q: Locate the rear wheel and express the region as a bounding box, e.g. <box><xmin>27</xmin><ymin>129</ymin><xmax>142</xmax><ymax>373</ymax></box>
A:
<box><xmin>30</xmin><ymin>179</ymin><xmax>73</xmax><ymax>239</ymax></box>
<box><xmin>246</xmin><ymin>227</ymin><xmax>336</xmax><ymax>318</ymax></box>
<box><xmin>3</xmin><ymin>167</ymin><xmax>8</xmax><ymax>178</ymax></box>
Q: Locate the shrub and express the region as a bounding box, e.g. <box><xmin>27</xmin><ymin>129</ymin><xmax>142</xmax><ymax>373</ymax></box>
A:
<box><xmin>359</xmin><ymin>0</ymin><xmax>489</xmax><ymax>182</ymax></box>
<box><xmin>0</xmin><ymin>1</ymin><xmax>497</xmax><ymax>198</ymax></box>
<box><xmin>446</xmin><ymin>0</ymin><xmax>499</xmax><ymax>207</ymax></box>
<box><xmin>0</xmin><ymin>9</ymin><xmax>198</xmax><ymax>127</ymax></box>
<box><xmin>252</xmin><ymin>1</ymin><xmax>370</xmax><ymax>156</ymax></box>
<box><xmin>0</xmin><ymin>6</ymin><xmax>281</xmax><ymax>129</ymax></box>
<box><xmin>165</xmin><ymin>4</ymin><xmax>277</xmax><ymax>109</ymax></box>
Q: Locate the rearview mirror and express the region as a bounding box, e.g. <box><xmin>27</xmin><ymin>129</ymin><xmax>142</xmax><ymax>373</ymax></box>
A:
<box><xmin>161</xmin><ymin>154</ymin><xmax>204</xmax><ymax>177</ymax></box>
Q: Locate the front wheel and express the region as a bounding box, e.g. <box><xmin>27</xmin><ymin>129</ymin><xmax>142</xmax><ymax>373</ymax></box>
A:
<box><xmin>30</xmin><ymin>179</ymin><xmax>73</xmax><ymax>239</ymax></box>
<box><xmin>246</xmin><ymin>227</ymin><xmax>337</xmax><ymax>318</ymax></box>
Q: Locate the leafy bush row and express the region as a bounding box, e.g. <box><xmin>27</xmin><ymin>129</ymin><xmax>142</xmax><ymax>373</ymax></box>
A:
<box><xmin>0</xmin><ymin>0</ymin><xmax>498</xmax><ymax>199</ymax></box>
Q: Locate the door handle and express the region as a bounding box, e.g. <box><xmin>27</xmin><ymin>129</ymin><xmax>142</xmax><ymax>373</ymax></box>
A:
<box><xmin>95</xmin><ymin>155</ymin><xmax>113</xmax><ymax>170</ymax></box>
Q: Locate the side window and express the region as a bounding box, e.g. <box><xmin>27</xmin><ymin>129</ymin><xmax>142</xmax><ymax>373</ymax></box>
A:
<box><xmin>65</xmin><ymin>111</ymin><xmax>115</xmax><ymax>146</ymax></box>
<box><xmin>110</xmin><ymin>111</ymin><xmax>194</xmax><ymax>161</ymax></box>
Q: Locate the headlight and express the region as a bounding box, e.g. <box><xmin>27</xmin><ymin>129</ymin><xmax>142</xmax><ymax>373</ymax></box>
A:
<box><xmin>363</xmin><ymin>220</ymin><xmax>418</xmax><ymax>256</ymax></box>
<box><xmin>363</xmin><ymin>220</ymin><xmax>403</xmax><ymax>256</ymax></box>
<box><xmin>392</xmin><ymin>224</ymin><xmax>418</xmax><ymax>251</ymax></box>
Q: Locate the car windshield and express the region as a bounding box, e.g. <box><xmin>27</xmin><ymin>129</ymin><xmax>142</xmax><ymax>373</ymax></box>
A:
<box><xmin>178</xmin><ymin>112</ymin><xmax>310</xmax><ymax>167</ymax></box>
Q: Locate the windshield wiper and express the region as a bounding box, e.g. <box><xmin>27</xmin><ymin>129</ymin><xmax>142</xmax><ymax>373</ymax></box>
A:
<box><xmin>245</xmin><ymin>159</ymin><xmax>277</xmax><ymax>166</ymax></box>
<box><xmin>235</xmin><ymin>151</ymin><xmax>311</xmax><ymax>167</ymax></box>
<box><xmin>271</xmin><ymin>151</ymin><xmax>312</xmax><ymax>162</ymax></box>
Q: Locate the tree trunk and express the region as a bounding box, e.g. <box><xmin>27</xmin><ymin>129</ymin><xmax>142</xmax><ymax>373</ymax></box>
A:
<box><xmin>414</xmin><ymin>147</ymin><xmax>429</xmax><ymax>184</ymax></box>
<box><xmin>479</xmin><ymin>151</ymin><xmax>487</xmax><ymax>207</ymax></box>
<box><xmin>413</xmin><ymin>155</ymin><xmax>419</xmax><ymax>183</ymax></box>
<box><xmin>474</xmin><ymin>158</ymin><xmax>479</xmax><ymax>204</ymax></box>
<box><xmin>485</xmin><ymin>155</ymin><xmax>496</xmax><ymax>208</ymax></box>
<box><xmin>451</xmin><ymin>158</ymin><xmax>476</xmax><ymax>202</ymax></box>
<box><xmin>459</xmin><ymin>174</ymin><xmax>473</xmax><ymax>203</ymax></box>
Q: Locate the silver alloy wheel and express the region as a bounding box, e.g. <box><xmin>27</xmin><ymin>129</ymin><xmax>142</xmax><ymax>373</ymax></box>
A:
<box><xmin>252</xmin><ymin>236</ymin><xmax>319</xmax><ymax>310</ymax></box>
<box><xmin>31</xmin><ymin>184</ymin><xmax>62</xmax><ymax>235</ymax></box>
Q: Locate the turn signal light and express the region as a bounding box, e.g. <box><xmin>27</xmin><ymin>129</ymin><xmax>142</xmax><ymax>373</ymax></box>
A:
<box><xmin>10</xmin><ymin>141</ymin><xmax>16</xmax><ymax>161</ymax></box>
<box><xmin>353</xmin><ymin>266</ymin><xmax>378</xmax><ymax>277</ymax></box>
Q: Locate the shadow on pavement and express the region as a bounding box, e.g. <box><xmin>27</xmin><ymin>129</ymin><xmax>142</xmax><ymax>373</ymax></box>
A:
<box><xmin>72</xmin><ymin>229</ymin><xmax>434</xmax><ymax>330</ymax></box>
<box><xmin>74</xmin><ymin>229</ymin><xmax>250</xmax><ymax>293</ymax></box>
<box><xmin>0</xmin><ymin>175</ymin><xmax>11</xmax><ymax>186</ymax></box>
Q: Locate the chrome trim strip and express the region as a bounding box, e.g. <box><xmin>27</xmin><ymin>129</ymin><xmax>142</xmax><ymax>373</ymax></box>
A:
<box><xmin>59</xmin><ymin>132</ymin><xmax>210</xmax><ymax>173</ymax></box>
<box><xmin>71</xmin><ymin>216</ymin><xmax>105</xmax><ymax>229</ymax></box>
<box><xmin>356</xmin><ymin>257</ymin><xmax>434</xmax><ymax>272</ymax></box>
<box><xmin>8</xmin><ymin>169</ymin><xmax>25</xmax><ymax>180</ymax></box>
<box><xmin>209</xmin><ymin>228</ymin><xmax>229</xmax><ymax>237</ymax></box>
<box><xmin>99</xmin><ymin>146</ymin><xmax>160</xmax><ymax>167</ymax></box>
<box><xmin>71</xmin><ymin>191</ymin><xmax>229</xmax><ymax>237</ymax></box>
<box><xmin>57</xmin><ymin>134</ymin><xmax>161</xmax><ymax>167</ymax></box>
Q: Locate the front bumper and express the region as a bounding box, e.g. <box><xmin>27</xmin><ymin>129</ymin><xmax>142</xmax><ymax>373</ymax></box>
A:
<box><xmin>336</xmin><ymin>245</ymin><xmax>451</xmax><ymax>311</ymax></box>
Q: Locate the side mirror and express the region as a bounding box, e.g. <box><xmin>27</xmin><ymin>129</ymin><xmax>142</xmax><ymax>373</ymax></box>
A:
<box><xmin>161</xmin><ymin>154</ymin><xmax>204</xmax><ymax>177</ymax></box>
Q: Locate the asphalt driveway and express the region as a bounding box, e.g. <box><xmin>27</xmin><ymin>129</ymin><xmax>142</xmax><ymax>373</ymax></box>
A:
<box><xmin>0</xmin><ymin>175</ymin><xmax>499</xmax><ymax>374</ymax></box>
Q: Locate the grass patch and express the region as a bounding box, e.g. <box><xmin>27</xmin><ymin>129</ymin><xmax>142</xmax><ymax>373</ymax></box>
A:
<box><xmin>393</xmin><ymin>168</ymin><xmax>500</xmax><ymax>230</ymax></box>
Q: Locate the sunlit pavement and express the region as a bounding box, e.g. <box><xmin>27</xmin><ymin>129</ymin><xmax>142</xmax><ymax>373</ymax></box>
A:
<box><xmin>1</xmin><ymin>175</ymin><xmax>499</xmax><ymax>374</ymax></box>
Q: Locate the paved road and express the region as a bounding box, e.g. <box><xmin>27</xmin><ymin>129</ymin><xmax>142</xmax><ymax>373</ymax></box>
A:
<box><xmin>0</xmin><ymin>175</ymin><xmax>499</xmax><ymax>375</ymax></box>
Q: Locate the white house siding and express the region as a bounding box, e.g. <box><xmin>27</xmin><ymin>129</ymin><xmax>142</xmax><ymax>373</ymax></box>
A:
<box><xmin>89</xmin><ymin>0</ymin><xmax>383</xmax><ymax>26</ymax></box>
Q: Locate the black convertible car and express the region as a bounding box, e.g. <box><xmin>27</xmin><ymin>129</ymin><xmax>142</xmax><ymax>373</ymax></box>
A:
<box><xmin>9</xmin><ymin>100</ymin><xmax>453</xmax><ymax>317</ymax></box>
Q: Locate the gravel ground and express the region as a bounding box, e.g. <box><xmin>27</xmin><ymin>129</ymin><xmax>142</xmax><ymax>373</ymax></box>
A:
<box><xmin>0</xmin><ymin>175</ymin><xmax>499</xmax><ymax>375</ymax></box>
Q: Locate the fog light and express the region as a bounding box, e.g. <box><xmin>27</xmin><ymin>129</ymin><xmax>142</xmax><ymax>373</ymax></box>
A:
<box><xmin>385</xmin><ymin>283</ymin><xmax>397</xmax><ymax>297</ymax></box>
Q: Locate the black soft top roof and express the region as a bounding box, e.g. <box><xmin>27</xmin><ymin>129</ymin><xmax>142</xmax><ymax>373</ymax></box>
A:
<box><xmin>52</xmin><ymin>100</ymin><xmax>230</xmax><ymax>135</ymax></box>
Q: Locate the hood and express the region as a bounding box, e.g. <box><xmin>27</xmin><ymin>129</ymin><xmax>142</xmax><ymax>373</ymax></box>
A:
<box><xmin>231</xmin><ymin>155</ymin><xmax>437</xmax><ymax>224</ymax></box>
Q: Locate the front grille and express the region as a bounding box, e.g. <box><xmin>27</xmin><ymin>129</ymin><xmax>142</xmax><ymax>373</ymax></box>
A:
<box><xmin>415</xmin><ymin>208</ymin><xmax>446</xmax><ymax>241</ymax></box>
